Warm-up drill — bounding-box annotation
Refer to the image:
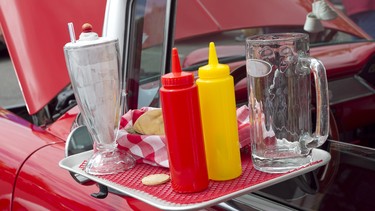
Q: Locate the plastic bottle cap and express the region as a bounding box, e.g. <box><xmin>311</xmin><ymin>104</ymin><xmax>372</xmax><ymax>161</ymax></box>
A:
<box><xmin>161</xmin><ymin>48</ymin><xmax>194</xmax><ymax>88</ymax></box>
<box><xmin>198</xmin><ymin>42</ymin><xmax>230</xmax><ymax>79</ymax></box>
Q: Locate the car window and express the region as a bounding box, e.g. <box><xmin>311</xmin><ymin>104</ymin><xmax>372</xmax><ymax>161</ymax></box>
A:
<box><xmin>126</xmin><ymin>0</ymin><xmax>173</xmax><ymax>109</ymax></box>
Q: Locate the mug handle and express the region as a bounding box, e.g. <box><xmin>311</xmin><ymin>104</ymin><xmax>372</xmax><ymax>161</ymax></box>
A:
<box><xmin>301</xmin><ymin>57</ymin><xmax>330</xmax><ymax>148</ymax></box>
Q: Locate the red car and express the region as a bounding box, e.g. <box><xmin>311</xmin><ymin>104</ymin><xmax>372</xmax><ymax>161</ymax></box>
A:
<box><xmin>1</xmin><ymin>0</ymin><xmax>375</xmax><ymax>210</ymax></box>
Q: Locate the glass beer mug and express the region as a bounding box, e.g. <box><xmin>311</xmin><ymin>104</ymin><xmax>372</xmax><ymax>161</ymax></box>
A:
<box><xmin>246</xmin><ymin>33</ymin><xmax>329</xmax><ymax>173</ymax></box>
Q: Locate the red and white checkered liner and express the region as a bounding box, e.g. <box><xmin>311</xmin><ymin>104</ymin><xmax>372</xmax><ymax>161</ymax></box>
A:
<box><xmin>117</xmin><ymin>106</ymin><xmax>251</xmax><ymax>168</ymax></box>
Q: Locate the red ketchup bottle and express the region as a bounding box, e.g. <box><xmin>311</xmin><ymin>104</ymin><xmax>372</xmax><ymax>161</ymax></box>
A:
<box><xmin>160</xmin><ymin>48</ymin><xmax>209</xmax><ymax>193</ymax></box>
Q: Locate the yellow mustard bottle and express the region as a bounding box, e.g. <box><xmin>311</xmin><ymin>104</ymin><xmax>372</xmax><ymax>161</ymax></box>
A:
<box><xmin>196</xmin><ymin>42</ymin><xmax>242</xmax><ymax>181</ymax></box>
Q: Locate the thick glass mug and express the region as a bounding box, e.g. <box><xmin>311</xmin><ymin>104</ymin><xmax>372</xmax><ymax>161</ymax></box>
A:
<box><xmin>245</xmin><ymin>33</ymin><xmax>329</xmax><ymax>173</ymax></box>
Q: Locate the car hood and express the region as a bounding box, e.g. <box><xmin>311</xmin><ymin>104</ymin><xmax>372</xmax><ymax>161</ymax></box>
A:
<box><xmin>0</xmin><ymin>0</ymin><xmax>106</xmax><ymax>115</ymax></box>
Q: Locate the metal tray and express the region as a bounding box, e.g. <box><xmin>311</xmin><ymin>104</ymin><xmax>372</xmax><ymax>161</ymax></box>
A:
<box><xmin>59</xmin><ymin>149</ymin><xmax>330</xmax><ymax>210</ymax></box>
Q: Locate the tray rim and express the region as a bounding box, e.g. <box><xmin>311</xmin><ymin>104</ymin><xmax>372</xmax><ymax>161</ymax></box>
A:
<box><xmin>59</xmin><ymin>148</ymin><xmax>331</xmax><ymax>210</ymax></box>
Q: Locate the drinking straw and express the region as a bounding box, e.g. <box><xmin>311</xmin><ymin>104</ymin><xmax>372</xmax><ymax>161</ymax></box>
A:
<box><xmin>68</xmin><ymin>22</ymin><xmax>76</xmax><ymax>43</ymax></box>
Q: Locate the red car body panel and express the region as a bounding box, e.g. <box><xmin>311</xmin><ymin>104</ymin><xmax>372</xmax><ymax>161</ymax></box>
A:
<box><xmin>0</xmin><ymin>108</ymin><xmax>63</xmax><ymax>208</ymax></box>
<box><xmin>0</xmin><ymin>108</ymin><xmax>157</xmax><ymax>210</ymax></box>
<box><xmin>332</xmin><ymin>94</ymin><xmax>375</xmax><ymax>132</ymax></box>
<box><xmin>45</xmin><ymin>106</ymin><xmax>79</xmax><ymax>140</ymax></box>
<box><xmin>13</xmin><ymin>143</ymin><xmax>159</xmax><ymax>210</ymax></box>
<box><xmin>312</xmin><ymin>43</ymin><xmax>375</xmax><ymax>80</ymax></box>
<box><xmin>184</xmin><ymin>42</ymin><xmax>375</xmax><ymax>80</ymax></box>
<box><xmin>0</xmin><ymin>0</ymin><xmax>106</xmax><ymax>115</ymax></box>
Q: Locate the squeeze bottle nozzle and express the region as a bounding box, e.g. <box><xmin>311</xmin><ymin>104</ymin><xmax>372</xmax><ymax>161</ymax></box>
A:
<box><xmin>208</xmin><ymin>42</ymin><xmax>219</xmax><ymax>66</ymax></box>
<box><xmin>198</xmin><ymin>42</ymin><xmax>230</xmax><ymax>79</ymax></box>
<box><xmin>172</xmin><ymin>48</ymin><xmax>182</xmax><ymax>74</ymax></box>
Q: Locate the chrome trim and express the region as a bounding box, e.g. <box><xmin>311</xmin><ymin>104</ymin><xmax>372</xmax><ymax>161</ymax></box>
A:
<box><xmin>71</xmin><ymin>112</ymin><xmax>84</xmax><ymax>131</ymax></box>
<box><xmin>103</xmin><ymin>0</ymin><xmax>135</xmax><ymax>115</ymax></box>
<box><xmin>328</xmin><ymin>76</ymin><xmax>375</xmax><ymax>105</ymax></box>
<box><xmin>31</xmin><ymin>105</ymin><xmax>52</xmax><ymax>126</ymax></box>
<box><xmin>163</xmin><ymin>0</ymin><xmax>176</xmax><ymax>74</ymax></box>
<box><xmin>229</xmin><ymin>194</ymin><xmax>298</xmax><ymax>211</ymax></box>
<box><xmin>355</xmin><ymin>74</ymin><xmax>375</xmax><ymax>93</ymax></box>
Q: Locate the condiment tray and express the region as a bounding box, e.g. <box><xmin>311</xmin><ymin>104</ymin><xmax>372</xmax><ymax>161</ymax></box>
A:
<box><xmin>59</xmin><ymin>148</ymin><xmax>330</xmax><ymax>210</ymax></box>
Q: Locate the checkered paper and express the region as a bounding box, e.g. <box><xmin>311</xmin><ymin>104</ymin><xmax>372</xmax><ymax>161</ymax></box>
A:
<box><xmin>117</xmin><ymin>106</ymin><xmax>250</xmax><ymax>168</ymax></box>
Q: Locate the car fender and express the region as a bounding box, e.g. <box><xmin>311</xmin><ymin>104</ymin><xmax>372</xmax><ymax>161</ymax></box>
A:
<box><xmin>0</xmin><ymin>108</ymin><xmax>63</xmax><ymax>209</ymax></box>
<box><xmin>13</xmin><ymin>142</ymin><xmax>158</xmax><ymax>210</ymax></box>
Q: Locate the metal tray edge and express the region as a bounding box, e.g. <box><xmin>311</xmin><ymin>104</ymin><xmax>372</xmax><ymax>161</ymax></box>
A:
<box><xmin>59</xmin><ymin>149</ymin><xmax>331</xmax><ymax>210</ymax></box>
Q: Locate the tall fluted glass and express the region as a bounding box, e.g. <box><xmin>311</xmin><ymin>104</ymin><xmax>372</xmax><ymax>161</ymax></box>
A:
<box><xmin>64</xmin><ymin>38</ymin><xmax>135</xmax><ymax>175</ymax></box>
